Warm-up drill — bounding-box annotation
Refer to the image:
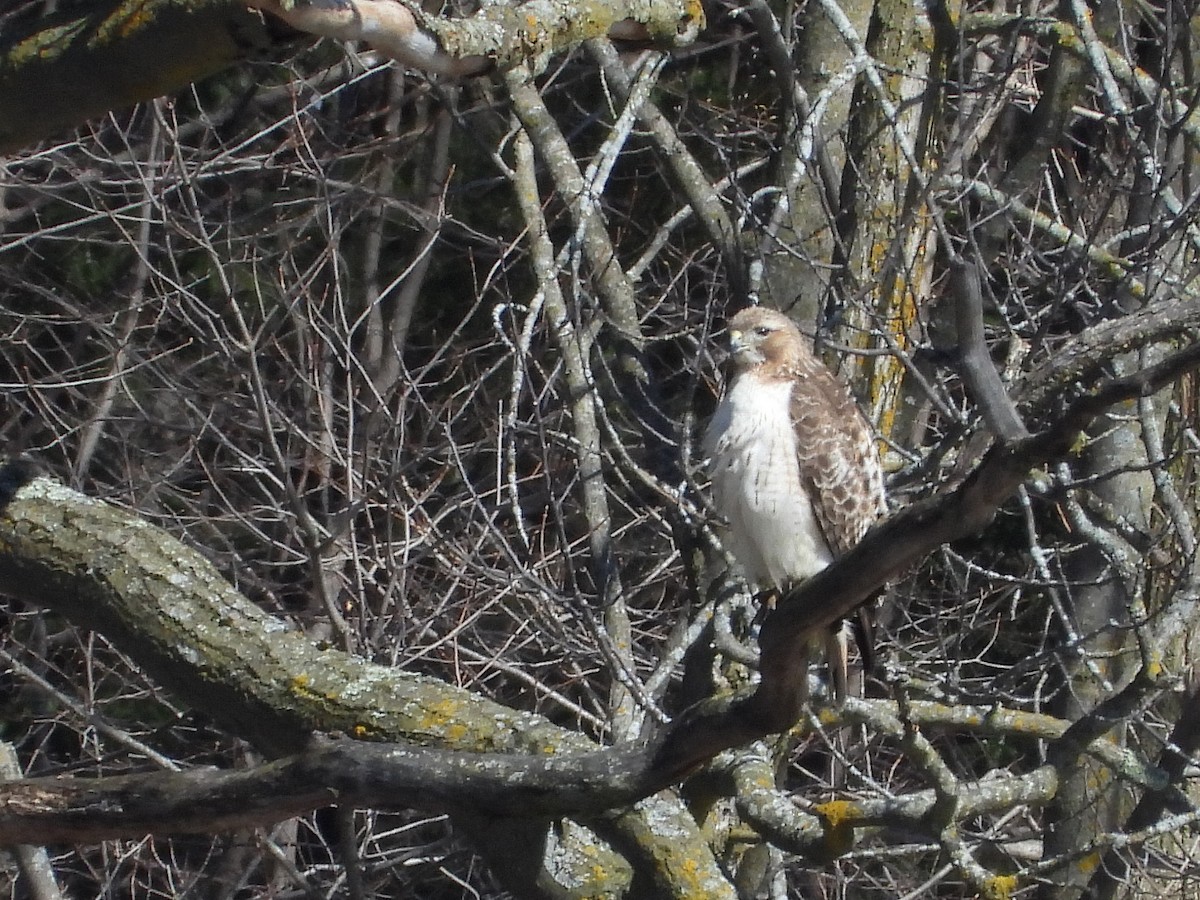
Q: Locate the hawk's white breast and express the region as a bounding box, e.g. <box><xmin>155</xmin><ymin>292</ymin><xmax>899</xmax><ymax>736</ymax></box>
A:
<box><xmin>704</xmin><ymin>375</ymin><xmax>833</xmax><ymax>590</ymax></box>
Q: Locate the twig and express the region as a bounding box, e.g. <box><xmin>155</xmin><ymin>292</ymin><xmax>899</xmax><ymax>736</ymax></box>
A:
<box><xmin>0</xmin><ymin>742</ymin><xmax>65</xmax><ymax>900</ymax></box>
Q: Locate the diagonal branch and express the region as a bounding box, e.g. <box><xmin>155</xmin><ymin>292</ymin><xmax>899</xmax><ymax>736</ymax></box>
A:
<box><xmin>0</xmin><ymin>474</ymin><xmax>591</xmax><ymax>761</ymax></box>
<box><xmin>747</xmin><ymin>337</ymin><xmax>1200</xmax><ymax>730</ymax></box>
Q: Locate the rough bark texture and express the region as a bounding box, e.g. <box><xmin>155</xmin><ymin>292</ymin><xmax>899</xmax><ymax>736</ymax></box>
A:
<box><xmin>0</xmin><ymin>0</ymin><xmax>704</xmax><ymax>153</ymax></box>
<box><xmin>0</xmin><ymin>477</ymin><xmax>578</xmax><ymax>759</ymax></box>
<box><xmin>0</xmin><ymin>1</ymin><xmax>277</xmax><ymax>154</ymax></box>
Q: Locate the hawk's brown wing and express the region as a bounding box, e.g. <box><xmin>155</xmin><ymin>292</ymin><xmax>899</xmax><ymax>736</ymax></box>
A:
<box><xmin>786</xmin><ymin>356</ymin><xmax>885</xmax><ymax>556</ymax></box>
<box><xmin>787</xmin><ymin>355</ymin><xmax>887</xmax><ymax>689</ymax></box>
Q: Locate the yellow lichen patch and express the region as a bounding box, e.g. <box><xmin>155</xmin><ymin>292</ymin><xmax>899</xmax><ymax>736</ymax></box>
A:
<box><xmin>93</xmin><ymin>1</ymin><xmax>155</xmax><ymax>46</ymax></box>
<box><xmin>1144</xmin><ymin>649</ymin><xmax>1164</xmax><ymax>679</ymax></box>
<box><xmin>418</xmin><ymin>697</ymin><xmax>461</xmax><ymax>727</ymax></box>
<box><xmin>289</xmin><ymin>672</ymin><xmax>340</xmax><ymax>707</ymax></box>
<box><xmin>414</xmin><ymin>697</ymin><xmax>476</xmax><ymax>745</ymax></box>
<box><xmin>1085</xmin><ymin>766</ymin><xmax>1112</xmax><ymax>792</ymax></box>
<box><xmin>1076</xmin><ymin>852</ymin><xmax>1101</xmax><ymax>875</ymax></box>
<box><xmin>353</xmin><ymin>724</ymin><xmax>371</xmax><ymax>738</ymax></box>
<box><xmin>114</xmin><ymin>6</ymin><xmax>154</xmax><ymax>40</ymax></box>
<box><xmin>574</xmin><ymin>861</ymin><xmax>611</xmax><ymax>894</ymax></box>
<box><xmin>981</xmin><ymin>873</ymin><xmax>1019</xmax><ymax>900</ymax></box>
<box><xmin>522</xmin><ymin>12</ymin><xmax>543</xmax><ymax>46</ymax></box>
<box><xmin>814</xmin><ymin>799</ymin><xmax>855</xmax><ymax>829</ymax></box>
<box><xmin>7</xmin><ymin>21</ymin><xmax>83</xmax><ymax>65</ymax></box>
<box><xmin>813</xmin><ymin>800</ymin><xmax>857</xmax><ymax>856</ymax></box>
<box><xmin>815</xmin><ymin>707</ymin><xmax>841</xmax><ymax>728</ymax></box>
<box><xmin>669</xmin><ymin>855</ymin><xmax>713</xmax><ymax>894</ymax></box>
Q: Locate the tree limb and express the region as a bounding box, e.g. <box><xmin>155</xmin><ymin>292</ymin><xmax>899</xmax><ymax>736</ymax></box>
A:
<box><xmin>250</xmin><ymin>0</ymin><xmax>703</xmax><ymax>76</ymax></box>
<box><xmin>950</xmin><ymin>256</ymin><xmax>1029</xmax><ymax>442</ymax></box>
<box><xmin>0</xmin><ymin>0</ymin><xmax>704</xmax><ymax>156</ymax></box>
<box><xmin>0</xmin><ymin>474</ymin><xmax>589</xmax><ymax>760</ymax></box>
<box><xmin>0</xmin><ymin>1</ymin><xmax>274</xmax><ymax>155</ymax></box>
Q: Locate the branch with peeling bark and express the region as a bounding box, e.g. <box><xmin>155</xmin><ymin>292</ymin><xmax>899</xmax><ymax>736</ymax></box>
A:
<box><xmin>0</xmin><ymin>0</ymin><xmax>703</xmax><ymax>157</ymax></box>
<box><xmin>249</xmin><ymin>0</ymin><xmax>704</xmax><ymax>76</ymax></box>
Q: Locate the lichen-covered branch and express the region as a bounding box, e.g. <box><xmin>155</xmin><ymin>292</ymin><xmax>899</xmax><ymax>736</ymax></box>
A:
<box><xmin>0</xmin><ymin>0</ymin><xmax>703</xmax><ymax>156</ymax></box>
<box><xmin>250</xmin><ymin>0</ymin><xmax>703</xmax><ymax>76</ymax></box>
<box><xmin>0</xmin><ymin>1</ymin><xmax>274</xmax><ymax>154</ymax></box>
<box><xmin>0</xmin><ymin>475</ymin><xmax>585</xmax><ymax>759</ymax></box>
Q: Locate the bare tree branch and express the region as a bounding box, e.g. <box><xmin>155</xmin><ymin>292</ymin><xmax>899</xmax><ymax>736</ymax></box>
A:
<box><xmin>950</xmin><ymin>256</ymin><xmax>1029</xmax><ymax>442</ymax></box>
<box><xmin>249</xmin><ymin>0</ymin><xmax>704</xmax><ymax>76</ymax></box>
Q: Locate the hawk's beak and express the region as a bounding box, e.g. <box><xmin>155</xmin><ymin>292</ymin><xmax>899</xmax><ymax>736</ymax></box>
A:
<box><xmin>728</xmin><ymin>329</ymin><xmax>744</xmax><ymax>352</ymax></box>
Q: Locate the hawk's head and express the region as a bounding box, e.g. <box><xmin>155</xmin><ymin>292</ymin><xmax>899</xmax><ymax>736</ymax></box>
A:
<box><xmin>726</xmin><ymin>307</ymin><xmax>806</xmax><ymax>371</ymax></box>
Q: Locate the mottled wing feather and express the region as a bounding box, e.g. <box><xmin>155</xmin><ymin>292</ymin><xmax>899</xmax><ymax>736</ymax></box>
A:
<box><xmin>785</xmin><ymin>354</ymin><xmax>886</xmax><ymax>678</ymax></box>
<box><xmin>785</xmin><ymin>357</ymin><xmax>886</xmax><ymax>556</ymax></box>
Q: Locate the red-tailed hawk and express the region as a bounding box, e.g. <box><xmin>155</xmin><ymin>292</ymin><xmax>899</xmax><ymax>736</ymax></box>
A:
<box><xmin>703</xmin><ymin>306</ymin><xmax>887</xmax><ymax>701</ymax></box>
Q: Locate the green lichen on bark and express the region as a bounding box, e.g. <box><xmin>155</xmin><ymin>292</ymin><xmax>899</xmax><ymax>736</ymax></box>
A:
<box><xmin>418</xmin><ymin>0</ymin><xmax>702</xmax><ymax>70</ymax></box>
<box><xmin>0</xmin><ymin>0</ymin><xmax>273</xmax><ymax>153</ymax></box>
<box><xmin>0</xmin><ymin>476</ymin><xmax>590</xmax><ymax>758</ymax></box>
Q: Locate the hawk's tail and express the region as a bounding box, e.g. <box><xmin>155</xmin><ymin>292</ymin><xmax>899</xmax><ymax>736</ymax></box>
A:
<box><xmin>825</xmin><ymin>625</ymin><xmax>849</xmax><ymax>704</ymax></box>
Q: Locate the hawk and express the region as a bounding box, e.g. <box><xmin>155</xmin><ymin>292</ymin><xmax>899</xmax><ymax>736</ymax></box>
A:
<box><xmin>703</xmin><ymin>306</ymin><xmax>887</xmax><ymax>701</ymax></box>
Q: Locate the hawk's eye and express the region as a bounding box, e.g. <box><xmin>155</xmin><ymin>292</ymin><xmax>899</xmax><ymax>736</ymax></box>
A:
<box><xmin>754</xmin><ymin>326</ymin><xmax>772</xmax><ymax>337</ymax></box>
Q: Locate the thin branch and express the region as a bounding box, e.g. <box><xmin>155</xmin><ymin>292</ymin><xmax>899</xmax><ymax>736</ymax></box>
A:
<box><xmin>949</xmin><ymin>257</ymin><xmax>1029</xmax><ymax>442</ymax></box>
<box><xmin>508</xmin><ymin>124</ymin><xmax>657</xmax><ymax>733</ymax></box>
<box><xmin>0</xmin><ymin>742</ymin><xmax>64</xmax><ymax>900</ymax></box>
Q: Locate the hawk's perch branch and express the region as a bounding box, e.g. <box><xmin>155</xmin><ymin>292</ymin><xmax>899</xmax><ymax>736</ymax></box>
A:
<box><xmin>750</xmin><ymin>336</ymin><xmax>1200</xmax><ymax>729</ymax></box>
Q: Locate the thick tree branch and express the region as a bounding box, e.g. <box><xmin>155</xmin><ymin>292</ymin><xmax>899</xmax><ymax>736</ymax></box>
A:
<box><xmin>0</xmin><ymin>694</ymin><xmax>1140</xmax><ymax>847</ymax></box>
<box><xmin>0</xmin><ymin>0</ymin><xmax>704</xmax><ymax>156</ymax></box>
<box><xmin>0</xmin><ymin>735</ymin><xmax>657</xmax><ymax>844</ymax></box>
<box><xmin>0</xmin><ymin>475</ymin><xmax>587</xmax><ymax>760</ymax></box>
<box><xmin>250</xmin><ymin>0</ymin><xmax>703</xmax><ymax>76</ymax></box>
<box><xmin>0</xmin><ymin>1</ymin><xmax>275</xmax><ymax>155</ymax></box>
